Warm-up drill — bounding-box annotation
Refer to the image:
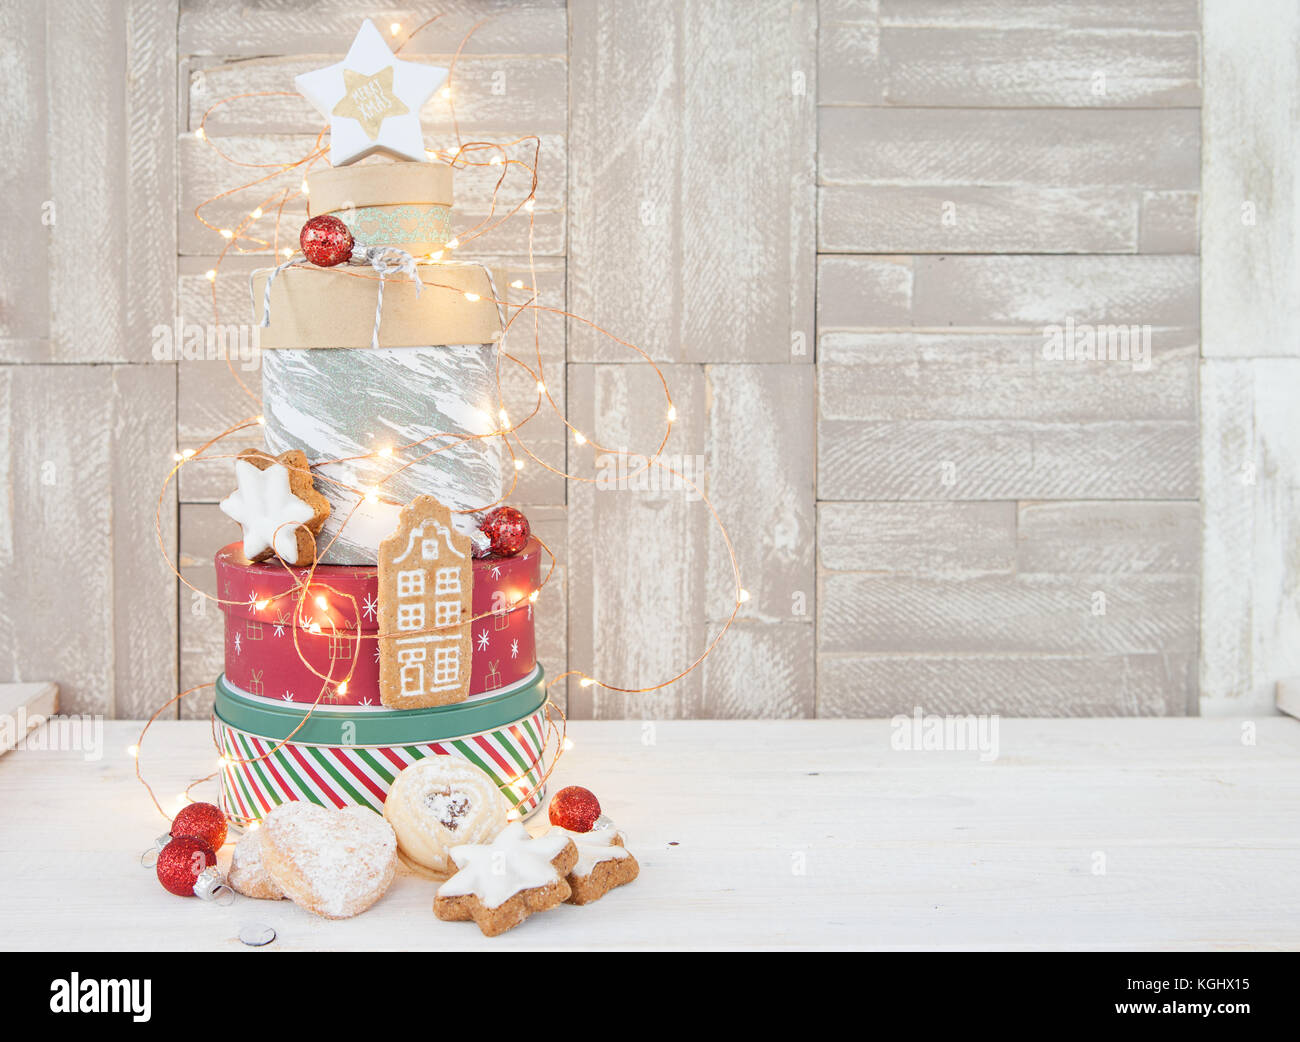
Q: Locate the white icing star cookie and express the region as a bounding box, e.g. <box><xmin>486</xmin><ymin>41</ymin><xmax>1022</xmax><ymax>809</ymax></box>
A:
<box><xmin>433</xmin><ymin>822</ymin><xmax>577</xmax><ymax>936</ymax></box>
<box><xmin>558</xmin><ymin>824</ymin><xmax>639</xmax><ymax>905</ymax></box>
<box><xmin>219</xmin><ymin>448</ymin><xmax>330</xmax><ymax>565</ymax></box>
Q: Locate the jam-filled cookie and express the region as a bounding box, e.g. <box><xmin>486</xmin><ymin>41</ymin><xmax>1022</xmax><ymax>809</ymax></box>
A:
<box><xmin>383</xmin><ymin>756</ymin><xmax>509</xmax><ymax>878</ymax></box>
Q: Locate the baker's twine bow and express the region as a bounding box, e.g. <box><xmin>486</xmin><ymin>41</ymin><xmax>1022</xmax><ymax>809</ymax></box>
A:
<box><xmin>252</xmin><ymin>244</ymin><xmax>424</xmax><ymax>349</ymax></box>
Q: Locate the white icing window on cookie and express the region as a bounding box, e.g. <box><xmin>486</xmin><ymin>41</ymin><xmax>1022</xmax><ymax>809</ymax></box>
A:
<box><xmin>397</xmin><ymin>569</ymin><xmax>426</xmax><ymax>597</ymax></box>
<box><xmin>397</xmin><ymin>646</ymin><xmax>427</xmax><ymax>694</ymax></box>
<box><xmin>432</xmin><ymin>645</ymin><xmax>460</xmax><ymax>685</ymax></box>
<box><xmin>434</xmin><ymin>600</ymin><xmax>460</xmax><ymax>627</ymax></box>
<box><xmin>421</xmin><ymin>537</ymin><xmax>440</xmax><ymax>559</ymax></box>
<box><xmin>397</xmin><ymin>603</ymin><xmax>425</xmax><ymax>631</ymax></box>
<box><xmin>434</xmin><ymin>567</ymin><xmax>460</xmax><ymax>596</ymax></box>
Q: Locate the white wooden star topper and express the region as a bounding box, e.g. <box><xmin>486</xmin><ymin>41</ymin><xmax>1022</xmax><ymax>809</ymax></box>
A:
<box><xmin>295</xmin><ymin>19</ymin><xmax>447</xmax><ymax>166</ymax></box>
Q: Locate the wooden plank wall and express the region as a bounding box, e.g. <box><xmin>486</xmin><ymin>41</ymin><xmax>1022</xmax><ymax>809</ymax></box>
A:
<box><xmin>9</xmin><ymin>0</ymin><xmax>1275</xmax><ymax>721</ymax></box>
<box><xmin>1200</xmin><ymin>0</ymin><xmax>1300</xmax><ymax>716</ymax></box>
<box><xmin>0</xmin><ymin>0</ymin><xmax>179</xmax><ymax>718</ymax></box>
<box><xmin>815</xmin><ymin>0</ymin><xmax>1202</xmax><ymax>717</ymax></box>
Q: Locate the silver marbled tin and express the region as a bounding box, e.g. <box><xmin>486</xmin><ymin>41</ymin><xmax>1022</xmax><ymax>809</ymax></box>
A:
<box><xmin>261</xmin><ymin>343</ymin><xmax>504</xmax><ymax>564</ymax></box>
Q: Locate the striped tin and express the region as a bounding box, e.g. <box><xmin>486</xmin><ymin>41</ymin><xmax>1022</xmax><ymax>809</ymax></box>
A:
<box><xmin>214</xmin><ymin>667</ymin><xmax>551</xmax><ymax>825</ymax></box>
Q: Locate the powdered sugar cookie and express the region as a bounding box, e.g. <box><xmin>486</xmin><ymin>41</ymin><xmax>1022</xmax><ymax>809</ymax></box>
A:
<box><xmin>558</xmin><ymin>824</ymin><xmax>639</xmax><ymax>905</ymax></box>
<box><xmin>261</xmin><ymin>803</ymin><xmax>397</xmax><ymax>919</ymax></box>
<box><xmin>219</xmin><ymin>448</ymin><xmax>330</xmax><ymax>566</ymax></box>
<box><xmin>434</xmin><ymin>822</ymin><xmax>577</xmax><ymax>937</ymax></box>
<box><xmin>384</xmin><ymin>756</ymin><xmax>509</xmax><ymax>878</ymax></box>
<box><xmin>228</xmin><ymin>826</ymin><xmax>286</xmax><ymax>901</ymax></box>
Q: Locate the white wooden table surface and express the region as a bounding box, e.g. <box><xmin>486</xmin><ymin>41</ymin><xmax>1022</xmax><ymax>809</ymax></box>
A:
<box><xmin>2</xmin><ymin>718</ymin><xmax>1298</xmax><ymax>951</ymax></box>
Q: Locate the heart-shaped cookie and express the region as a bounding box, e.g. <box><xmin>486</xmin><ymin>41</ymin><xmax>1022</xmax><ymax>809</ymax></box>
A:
<box><xmin>260</xmin><ymin>803</ymin><xmax>397</xmax><ymax>919</ymax></box>
<box><xmin>228</xmin><ymin>826</ymin><xmax>286</xmax><ymax>901</ymax></box>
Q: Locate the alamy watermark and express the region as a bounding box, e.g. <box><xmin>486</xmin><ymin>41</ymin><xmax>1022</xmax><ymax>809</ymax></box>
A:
<box><xmin>1</xmin><ymin>708</ymin><xmax>103</xmax><ymax>762</ymax></box>
<box><xmin>1042</xmin><ymin>317</ymin><xmax>1151</xmax><ymax>372</ymax></box>
<box><xmin>595</xmin><ymin>452</ymin><xmax>706</xmax><ymax>501</ymax></box>
<box><xmin>890</xmin><ymin>707</ymin><xmax>1000</xmax><ymax>762</ymax></box>
<box><xmin>151</xmin><ymin>317</ymin><xmax>261</xmax><ymax>371</ymax></box>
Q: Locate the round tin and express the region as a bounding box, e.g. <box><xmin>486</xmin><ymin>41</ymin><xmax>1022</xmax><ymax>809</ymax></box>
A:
<box><xmin>214</xmin><ymin>667</ymin><xmax>551</xmax><ymax>824</ymax></box>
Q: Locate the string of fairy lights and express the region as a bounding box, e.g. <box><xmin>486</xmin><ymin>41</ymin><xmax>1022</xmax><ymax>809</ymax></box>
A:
<box><xmin>135</xmin><ymin>14</ymin><xmax>745</xmax><ymax>827</ymax></box>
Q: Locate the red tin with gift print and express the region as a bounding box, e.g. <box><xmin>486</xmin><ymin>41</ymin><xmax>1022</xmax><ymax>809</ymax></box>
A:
<box><xmin>216</xmin><ymin>538</ymin><xmax>541</xmax><ymax>707</ymax></box>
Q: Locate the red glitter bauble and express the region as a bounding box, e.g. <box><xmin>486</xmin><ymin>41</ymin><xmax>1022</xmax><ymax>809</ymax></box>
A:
<box><xmin>300</xmin><ymin>214</ymin><xmax>354</xmax><ymax>267</ymax></box>
<box><xmin>480</xmin><ymin>506</ymin><xmax>531</xmax><ymax>558</ymax></box>
<box><xmin>171</xmin><ymin>801</ymin><xmax>228</xmax><ymax>850</ymax></box>
<box><xmin>156</xmin><ymin>836</ymin><xmax>216</xmax><ymax>897</ymax></box>
<box><xmin>548</xmin><ymin>786</ymin><xmax>602</xmax><ymax>833</ymax></box>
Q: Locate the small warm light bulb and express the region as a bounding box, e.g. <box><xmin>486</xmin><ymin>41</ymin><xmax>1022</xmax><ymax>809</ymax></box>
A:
<box><xmin>379</xmin><ymin>445</ymin><xmax>393</xmax><ymax>458</ymax></box>
<box><xmin>440</xmin><ymin>86</ymin><xmax>451</xmax><ymax>100</ymax></box>
<box><xmin>315</xmin><ymin>595</ymin><xmax>328</xmax><ymax>610</ymax></box>
<box><xmin>365</xmin><ymin>487</ymin><xmax>379</xmax><ymax>504</ymax></box>
<box><xmin>255</xmin><ymin>414</ymin><xmax>265</xmax><ymax>425</ymax></box>
<box><xmin>579</xmin><ymin>677</ymin><xmax>595</xmax><ymax>688</ymax></box>
<box><xmin>338</xmin><ymin>680</ymin><xmax>349</xmax><ymax>696</ymax></box>
<box><xmin>389</xmin><ymin>22</ymin><xmax>401</xmax><ymax>35</ymax></box>
<box><xmin>510</xmin><ymin>279</ymin><xmax>524</xmax><ymax>289</ymax></box>
<box><xmin>181</xmin><ymin>448</ymin><xmax>196</xmax><ymax>459</ymax></box>
<box><xmin>528</xmin><ymin>590</ymin><xmax>539</xmax><ymax>603</ymax></box>
<box><xmin>464</xmin><ymin>291</ymin><xmax>481</xmax><ymax>302</ymax></box>
<box><xmin>536</xmin><ymin>380</ymin><xmax>547</xmax><ymax>394</ymax></box>
<box><xmin>127</xmin><ymin>745</ymin><xmax>140</xmax><ymax>758</ymax></box>
<box><xmin>300</xmin><ymin>178</ymin><xmax>310</xmax><ymax>194</ymax></box>
<box><xmin>195</xmin><ymin>126</ymin><xmax>206</xmax><ymax>141</ymax></box>
<box><xmin>573</xmin><ymin>430</ymin><xmax>587</xmax><ymax>445</ymax></box>
<box><xmin>446</xmin><ymin>236</ymin><xmax>460</xmax><ymax>249</ymax></box>
<box><xmin>498</xmin><ymin>408</ymin><xmax>510</xmax><ymax>425</ymax></box>
<box><xmin>254</xmin><ymin>599</ymin><xmax>269</xmax><ymax>610</ymax></box>
<box><xmin>428</xmin><ymin>249</ymin><xmax>445</xmax><ymax>262</ymax></box>
<box><xmin>220</xmin><ymin>228</ymin><xmax>233</xmax><ymax>239</ymax></box>
<box><xmin>667</xmin><ymin>405</ymin><xmax>677</xmax><ymax>422</ymax></box>
<box><xmin>281</xmin><ymin>247</ymin><xmax>293</xmax><ymax>257</ymax></box>
<box><xmin>514</xmin><ymin>459</ymin><xmax>524</xmax><ymax>471</ymax></box>
<box><xmin>489</xmin><ymin>155</ymin><xmax>503</xmax><ymax>166</ymax></box>
<box><xmin>204</xmin><ymin>269</ymin><xmax>217</xmax><ymax>282</ymax></box>
<box><xmin>523</xmin><ymin>198</ymin><xmax>535</xmax><ymax>213</ymax></box>
<box><xmin>562</xmin><ymin>737</ymin><xmax>575</xmax><ymax>752</ymax></box>
<box><xmin>251</xmin><ymin>207</ymin><xmax>263</xmax><ymax>219</ymax></box>
<box><xmin>738</xmin><ymin>589</ymin><xmax>750</xmax><ymax>603</ymax></box>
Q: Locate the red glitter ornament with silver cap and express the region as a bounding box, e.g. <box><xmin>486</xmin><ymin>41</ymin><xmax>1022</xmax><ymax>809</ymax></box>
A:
<box><xmin>479</xmin><ymin>506</ymin><xmax>531</xmax><ymax>558</ymax></box>
<box><xmin>171</xmin><ymin>801</ymin><xmax>229</xmax><ymax>850</ymax></box>
<box><xmin>300</xmin><ymin>214</ymin><xmax>355</xmax><ymax>267</ymax></box>
<box><xmin>548</xmin><ymin>785</ymin><xmax>602</xmax><ymax>833</ymax></box>
<box><xmin>155</xmin><ymin>835</ymin><xmax>217</xmax><ymax>897</ymax></box>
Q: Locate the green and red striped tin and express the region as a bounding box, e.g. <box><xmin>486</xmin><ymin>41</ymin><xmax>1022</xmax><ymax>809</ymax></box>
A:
<box><xmin>214</xmin><ymin>666</ymin><xmax>551</xmax><ymax>825</ymax></box>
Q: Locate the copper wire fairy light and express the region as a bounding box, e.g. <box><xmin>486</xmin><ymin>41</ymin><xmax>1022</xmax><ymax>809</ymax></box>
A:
<box><xmin>139</xmin><ymin>15</ymin><xmax>744</xmax><ymax>824</ymax></box>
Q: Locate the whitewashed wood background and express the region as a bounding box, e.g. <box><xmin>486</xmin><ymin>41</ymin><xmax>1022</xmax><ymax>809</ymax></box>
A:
<box><xmin>0</xmin><ymin>0</ymin><xmax>1294</xmax><ymax>720</ymax></box>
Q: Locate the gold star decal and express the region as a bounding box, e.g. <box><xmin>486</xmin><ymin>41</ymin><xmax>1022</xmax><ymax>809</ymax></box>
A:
<box><xmin>331</xmin><ymin>67</ymin><xmax>409</xmax><ymax>141</ymax></box>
